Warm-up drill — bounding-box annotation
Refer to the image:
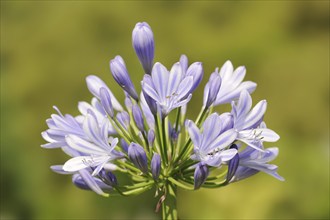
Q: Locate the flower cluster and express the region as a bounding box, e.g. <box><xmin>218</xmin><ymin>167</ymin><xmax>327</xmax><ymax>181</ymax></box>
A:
<box><xmin>42</xmin><ymin>22</ymin><xmax>283</xmax><ymax>219</ymax></box>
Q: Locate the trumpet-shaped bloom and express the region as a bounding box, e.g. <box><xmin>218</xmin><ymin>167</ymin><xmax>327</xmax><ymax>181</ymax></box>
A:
<box><xmin>142</xmin><ymin>62</ymin><xmax>193</xmax><ymax>117</ymax></box>
<box><xmin>232</xmin><ymin>90</ymin><xmax>280</xmax><ymax>150</ymax></box>
<box><xmin>63</xmin><ymin>111</ymin><xmax>123</xmax><ymax>176</ymax></box>
<box><xmin>41</xmin><ymin>106</ymin><xmax>86</xmax><ymax>149</ymax></box>
<box><xmin>230</xmin><ymin>144</ymin><xmax>284</xmax><ymax>182</ymax></box>
<box><xmin>214</xmin><ymin>61</ymin><xmax>256</xmax><ymax>105</ymax></box>
<box><xmin>188</xmin><ymin>113</ymin><xmax>238</xmax><ymax>167</ymax></box>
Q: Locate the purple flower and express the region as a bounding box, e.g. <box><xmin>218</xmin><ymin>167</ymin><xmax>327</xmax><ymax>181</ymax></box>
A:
<box><xmin>140</xmin><ymin>92</ymin><xmax>156</xmax><ymax>128</ymax></box>
<box><xmin>120</xmin><ymin>138</ymin><xmax>129</xmax><ymax>153</ymax></box>
<box><xmin>99</xmin><ymin>169</ymin><xmax>118</xmax><ymax>186</ymax></box>
<box><xmin>203</xmin><ymin>70</ymin><xmax>222</xmax><ymax>108</ymax></box>
<box><xmin>232</xmin><ymin>90</ymin><xmax>279</xmax><ymax>150</ymax></box>
<box><xmin>214</xmin><ymin>61</ymin><xmax>256</xmax><ymax>105</ymax></box>
<box><xmin>132</xmin><ymin>22</ymin><xmax>154</xmax><ymax>75</ymax></box>
<box><xmin>132</xmin><ymin>104</ymin><xmax>145</xmax><ymax>131</ymax></box>
<box><xmin>110</xmin><ymin>56</ymin><xmax>139</xmax><ymax>101</ymax></box>
<box><xmin>194</xmin><ymin>162</ymin><xmax>209</xmax><ymax>189</ymax></box>
<box><xmin>226</xmin><ymin>144</ymin><xmax>240</xmax><ymax>182</ymax></box>
<box><xmin>128</xmin><ymin>143</ymin><xmax>148</xmax><ymax>173</ymax></box>
<box><xmin>63</xmin><ymin>111</ymin><xmax>123</xmax><ymax>176</ymax></box>
<box><xmin>99</xmin><ymin>87</ymin><xmax>114</xmax><ymax>118</ymax></box>
<box><xmin>148</xmin><ymin>129</ymin><xmax>155</xmax><ymax>147</ymax></box>
<box><xmin>231</xmin><ymin>145</ymin><xmax>284</xmax><ymax>182</ymax></box>
<box><xmin>51</xmin><ymin>165</ymin><xmax>111</xmax><ymax>197</ymax></box>
<box><xmin>41</xmin><ymin>106</ymin><xmax>85</xmax><ymax>149</ymax></box>
<box><xmin>151</xmin><ymin>153</ymin><xmax>161</xmax><ymax>180</ymax></box>
<box><xmin>188</xmin><ymin>113</ymin><xmax>237</xmax><ymax>167</ymax></box>
<box><xmin>77</xmin><ymin>98</ymin><xmax>116</xmax><ymax>134</ymax></box>
<box><xmin>116</xmin><ymin>111</ymin><xmax>130</xmax><ymax>130</ymax></box>
<box><xmin>142</xmin><ymin>62</ymin><xmax>193</xmax><ymax>117</ymax></box>
<box><xmin>72</xmin><ymin>172</ymin><xmax>112</xmax><ymax>195</ymax></box>
<box><xmin>86</xmin><ymin>75</ymin><xmax>123</xmax><ymax>111</ymax></box>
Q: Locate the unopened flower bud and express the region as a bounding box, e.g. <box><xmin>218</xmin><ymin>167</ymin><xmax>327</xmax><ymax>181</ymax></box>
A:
<box><xmin>116</xmin><ymin>111</ymin><xmax>130</xmax><ymax>129</ymax></box>
<box><xmin>203</xmin><ymin>70</ymin><xmax>222</xmax><ymax>108</ymax></box>
<box><xmin>148</xmin><ymin>129</ymin><xmax>155</xmax><ymax>147</ymax></box>
<box><xmin>99</xmin><ymin>87</ymin><xmax>114</xmax><ymax>117</ymax></box>
<box><xmin>132</xmin><ymin>104</ymin><xmax>145</xmax><ymax>131</ymax></box>
<box><xmin>132</xmin><ymin>22</ymin><xmax>154</xmax><ymax>75</ymax></box>
<box><xmin>151</xmin><ymin>153</ymin><xmax>161</xmax><ymax>180</ymax></box>
<box><xmin>72</xmin><ymin>174</ymin><xmax>112</xmax><ymax>191</ymax></box>
<box><xmin>194</xmin><ymin>162</ymin><xmax>209</xmax><ymax>189</ymax></box>
<box><xmin>120</xmin><ymin>138</ymin><xmax>129</xmax><ymax>153</ymax></box>
<box><xmin>226</xmin><ymin>144</ymin><xmax>240</xmax><ymax>183</ymax></box>
<box><xmin>128</xmin><ymin>143</ymin><xmax>148</xmax><ymax>173</ymax></box>
<box><xmin>110</xmin><ymin>56</ymin><xmax>138</xmax><ymax>101</ymax></box>
<box><xmin>100</xmin><ymin>169</ymin><xmax>118</xmax><ymax>186</ymax></box>
<box><xmin>86</xmin><ymin>75</ymin><xmax>123</xmax><ymax>111</ymax></box>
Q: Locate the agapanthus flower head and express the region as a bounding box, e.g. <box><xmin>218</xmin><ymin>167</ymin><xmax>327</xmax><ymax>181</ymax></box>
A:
<box><xmin>42</xmin><ymin>22</ymin><xmax>283</xmax><ymax>219</ymax></box>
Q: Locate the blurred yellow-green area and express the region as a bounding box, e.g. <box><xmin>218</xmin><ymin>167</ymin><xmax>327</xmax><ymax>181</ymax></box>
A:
<box><xmin>1</xmin><ymin>1</ymin><xmax>329</xmax><ymax>219</ymax></box>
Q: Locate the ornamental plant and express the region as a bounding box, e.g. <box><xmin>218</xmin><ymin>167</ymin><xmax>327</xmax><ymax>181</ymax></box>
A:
<box><xmin>41</xmin><ymin>22</ymin><xmax>284</xmax><ymax>220</ymax></box>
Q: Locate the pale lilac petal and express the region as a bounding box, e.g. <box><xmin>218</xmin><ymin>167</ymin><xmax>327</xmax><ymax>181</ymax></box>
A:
<box><xmin>187</xmin><ymin>120</ymin><xmax>201</xmax><ymax>148</ymax></box>
<box><xmin>236</xmin><ymin>90</ymin><xmax>252</xmax><ymax>120</ymax></box>
<box><xmin>142</xmin><ymin>80</ymin><xmax>160</xmax><ymax>103</ymax></box>
<box><xmin>78</xmin><ymin>169</ymin><xmax>109</xmax><ymax>196</ymax></box>
<box><xmin>219</xmin><ymin>60</ymin><xmax>234</xmax><ymax>81</ymax></box>
<box><xmin>50</xmin><ymin>165</ymin><xmax>72</xmax><ymax>175</ymax></box>
<box><xmin>205</xmin><ymin>129</ymin><xmax>237</xmax><ymax>153</ymax></box>
<box><xmin>201</xmin><ymin>113</ymin><xmax>222</xmax><ymax>148</ymax></box>
<box><xmin>180</xmin><ymin>54</ymin><xmax>188</xmax><ymax>73</ymax></box>
<box><xmin>66</xmin><ymin>135</ymin><xmax>104</xmax><ymax>155</ymax></box>
<box><xmin>176</xmin><ymin>76</ymin><xmax>193</xmax><ymax>100</ymax></box>
<box><xmin>218</xmin><ymin>148</ymin><xmax>238</xmax><ymax>161</ymax></box>
<box><xmin>186</xmin><ymin>62</ymin><xmax>203</xmax><ymax>92</ymax></box>
<box><xmin>167</xmin><ymin>62</ymin><xmax>182</xmax><ymax>96</ymax></box>
<box><xmin>241</xmin><ymin>100</ymin><xmax>267</xmax><ymax>129</ymax></box>
<box><xmin>152</xmin><ymin>62</ymin><xmax>168</xmax><ymax>101</ymax></box>
<box><xmin>63</xmin><ymin>156</ymin><xmax>91</xmax><ymax>172</ymax></box>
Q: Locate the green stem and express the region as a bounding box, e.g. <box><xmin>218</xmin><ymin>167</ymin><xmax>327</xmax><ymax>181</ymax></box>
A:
<box><xmin>162</xmin><ymin>183</ymin><xmax>177</xmax><ymax>220</ymax></box>
<box><xmin>161</xmin><ymin>117</ymin><xmax>169</xmax><ymax>165</ymax></box>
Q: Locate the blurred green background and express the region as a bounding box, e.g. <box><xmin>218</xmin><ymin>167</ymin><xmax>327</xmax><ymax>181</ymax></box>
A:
<box><xmin>1</xmin><ymin>1</ymin><xmax>329</xmax><ymax>219</ymax></box>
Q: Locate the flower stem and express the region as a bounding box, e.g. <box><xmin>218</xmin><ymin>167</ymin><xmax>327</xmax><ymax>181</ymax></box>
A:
<box><xmin>162</xmin><ymin>183</ymin><xmax>177</xmax><ymax>220</ymax></box>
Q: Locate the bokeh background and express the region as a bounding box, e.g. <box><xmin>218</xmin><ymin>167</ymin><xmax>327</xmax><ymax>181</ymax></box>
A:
<box><xmin>1</xmin><ymin>1</ymin><xmax>329</xmax><ymax>219</ymax></box>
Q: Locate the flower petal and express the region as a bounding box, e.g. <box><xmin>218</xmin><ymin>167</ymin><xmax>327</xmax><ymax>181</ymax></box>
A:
<box><xmin>187</xmin><ymin>120</ymin><xmax>201</xmax><ymax>149</ymax></box>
